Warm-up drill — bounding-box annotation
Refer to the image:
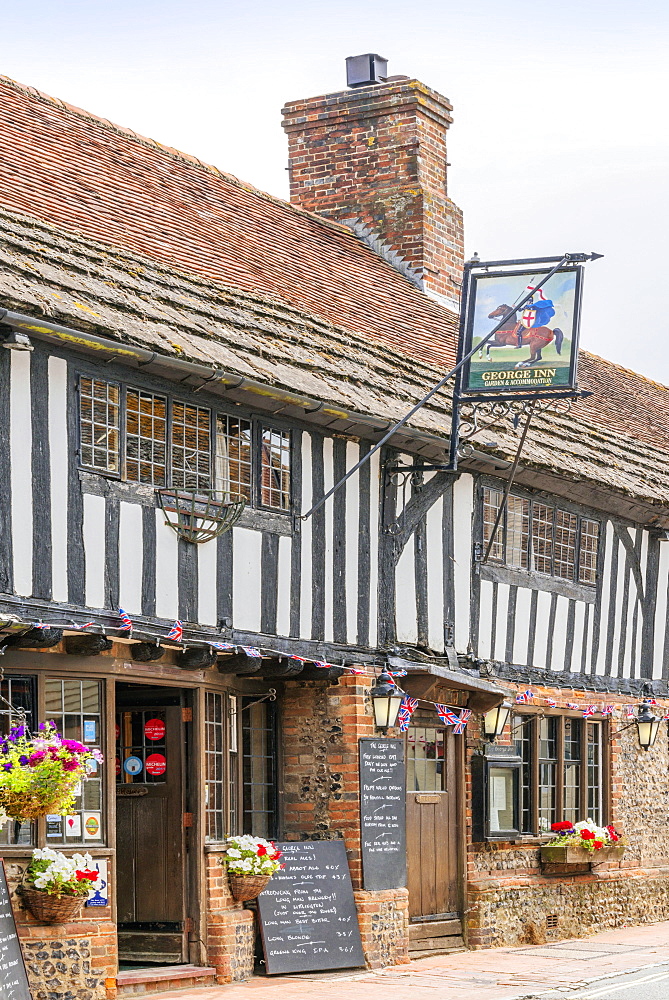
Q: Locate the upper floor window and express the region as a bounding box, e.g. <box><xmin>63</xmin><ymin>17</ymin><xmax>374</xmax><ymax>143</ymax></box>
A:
<box><xmin>78</xmin><ymin>377</ymin><xmax>291</xmax><ymax>511</ymax></box>
<box><xmin>482</xmin><ymin>486</ymin><xmax>600</xmax><ymax>585</ymax></box>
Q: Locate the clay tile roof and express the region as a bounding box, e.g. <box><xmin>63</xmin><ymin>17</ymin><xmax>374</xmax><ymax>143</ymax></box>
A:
<box><xmin>0</xmin><ymin>73</ymin><xmax>457</xmax><ymax>368</ymax></box>
<box><xmin>1</xmin><ymin>71</ymin><xmax>669</xmax><ymax>463</ymax></box>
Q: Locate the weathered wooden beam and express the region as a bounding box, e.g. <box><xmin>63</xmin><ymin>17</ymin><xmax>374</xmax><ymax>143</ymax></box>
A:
<box><xmin>64</xmin><ymin>634</ymin><xmax>113</xmax><ymax>656</ymax></box>
<box><xmin>4</xmin><ymin>627</ymin><xmax>63</xmax><ymax>649</ymax></box>
<box><xmin>177</xmin><ymin>646</ymin><xmax>217</xmax><ymax>671</ymax></box>
<box><xmin>215</xmin><ymin>652</ymin><xmax>263</xmax><ymax>676</ymax></box>
<box><xmin>130</xmin><ymin>642</ymin><xmax>165</xmax><ymax>662</ymax></box>
<box><xmin>258</xmin><ymin>657</ymin><xmax>303</xmax><ymax>678</ymax></box>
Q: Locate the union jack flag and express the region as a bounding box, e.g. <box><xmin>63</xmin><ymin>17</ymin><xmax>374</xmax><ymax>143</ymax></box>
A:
<box><xmin>647</xmin><ymin>697</ymin><xmax>658</xmax><ymax>705</ymax></box>
<box><xmin>566</xmin><ymin>702</ymin><xmax>580</xmax><ymax>710</ymax></box>
<box><xmin>435</xmin><ymin>704</ymin><xmax>460</xmax><ymax>726</ymax></box>
<box><xmin>312</xmin><ymin>661</ymin><xmax>332</xmax><ymax>669</ymax></box>
<box><xmin>515</xmin><ymin>690</ymin><xmax>533</xmax><ymax>704</ymax></box>
<box><xmin>209</xmin><ymin>641</ymin><xmax>236</xmax><ymax>651</ymax></box>
<box><xmin>545</xmin><ymin>698</ymin><xmax>557</xmax><ymax>707</ymax></box>
<box><xmin>582</xmin><ymin>705</ymin><xmax>596</xmax><ymax>718</ymax></box>
<box><xmin>69</xmin><ymin>621</ymin><xmax>96</xmax><ymax>630</ymax></box>
<box><xmin>624</xmin><ymin>705</ymin><xmax>635</xmax><ymax>718</ymax></box>
<box><xmin>390</xmin><ymin>669</ymin><xmax>408</xmax><ymax>678</ymax></box>
<box><xmin>602</xmin><ymin>705</ymin><xmax>614</xmax><ymax>717</ymax></box>
<box><xmin>397</xmin><ymin>696</ymin><xmax>418</xmax><ymax>733</ymax></box>
<box><xmin>453</xmin><ymin>709</ymin><xmax>472</xmax><ymax>735</ymax></box>
<box><xmin>117</xmin><ymin>608</ymin><xmax>133</xmax><ymax>632</ymax></box>
<box><xmin>166</xmin><ymin>620</ymin><xmax>183</xmax><ymax>641</ymax></box>
<box><xmin>346</xmin><ymin>667</ymin><xmax>366</xmax><ymax>675</ymax></box>
<box><xmin>240</xmin><ymin>646</ymin><xmax>261</xmax><ymax>658</ymax></box>
<box><xmin>290</xmin><ymin>654</ymin><xmax>310</xmax><ymax>663</ymax></box>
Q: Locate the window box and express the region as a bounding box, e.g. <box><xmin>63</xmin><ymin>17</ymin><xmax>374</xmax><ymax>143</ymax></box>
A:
<box><xmin>540</xmin><ymin>844</ymin><xmax>626</xmax><ymax>865</ymax></box>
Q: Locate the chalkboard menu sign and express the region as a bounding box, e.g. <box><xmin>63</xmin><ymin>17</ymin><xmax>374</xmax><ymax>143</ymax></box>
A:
<box><xmin>0</xmin><ymin>861</ymin><xmax>32</xmax><ymax>1000</ymax></box>
<box><xmin>359</xmin><ymin>738</ymin><xmax>406</xmax><ymax>890</ymax></box>
<box><xmin>257</xmin><ymin>841</ymin><xmax>364</xmax><ymax>975</ymax></box>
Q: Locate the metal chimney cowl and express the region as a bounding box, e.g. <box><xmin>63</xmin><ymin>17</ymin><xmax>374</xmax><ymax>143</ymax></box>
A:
<box><xmin>345</xmin><ymin>53</ymin><xmax>388</xmax><ymax>88</ymax></box>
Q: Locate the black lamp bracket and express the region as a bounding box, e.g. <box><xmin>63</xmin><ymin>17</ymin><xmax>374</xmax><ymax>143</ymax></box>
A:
<box><xmin>235</xmin><ymin>689</ymin><xmax>277</xmax><ymax>714</ymax></box>
<box><xmin>608</xmin><ymin>719</ymin><xmax>639</xmax><ymax>741</ymax></box>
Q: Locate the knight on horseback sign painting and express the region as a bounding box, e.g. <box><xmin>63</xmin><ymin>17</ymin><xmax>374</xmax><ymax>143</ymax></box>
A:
<box><xmin>461</xmin><ymin>265</ymin><xmax>582</xmax><ymax>395</ymax></box>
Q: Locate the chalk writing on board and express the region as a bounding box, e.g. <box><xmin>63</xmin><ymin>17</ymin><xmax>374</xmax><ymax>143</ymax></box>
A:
<box><xmin>257</xmin><ymin>840</ymin><xmax>364</xmax><ymax>975</ymax></box>
<box><xmin>359</xmin><ymin>738</ymin><xmax>407</xmax><ymax>891</ymax></box>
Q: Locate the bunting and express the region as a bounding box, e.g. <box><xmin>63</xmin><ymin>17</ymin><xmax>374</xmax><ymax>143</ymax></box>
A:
<box><xmin>453</xmin><ymin>709</ymin><xmax>472</xmax><ymax>735</ymax></box>
<box><xmin>515</xmin><ymin>690</ymin><xmax>533</xmax><ymax>704</ymax></box>
<box><xmin>166</xmin><ymin>621</ymin><xmax>183</xmax><ymax>642</ymax></box>
<box><xmin>566</xmin><ymin>702</ymin><xmax>580</xmax><ymax>710</ymax></box>
<box><xmin>602</xmin><ymin>705</ymin><xmax>614</xmax><ymax>717</ymax></box>
<box><xmin>117</xmin><ymin>608</ymin><xmax>133</xmax><ymax>632</ymax></box>
<box><xmin>435</xmin><ymin>704</ymin><xmax>460</xmax><ymax>726</ymax></box>
<box><xmin>582</xmin><ymin>705</ymin><xmax>596</xmax><ymax>718</ymax></box>
<box><xmin>397</xmin><ymin>696</ymin><xmax>418</xmax><ymax>733</ymax></box>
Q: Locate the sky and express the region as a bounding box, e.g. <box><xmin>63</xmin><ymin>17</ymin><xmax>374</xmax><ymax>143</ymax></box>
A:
<box><xmin>1</xmin><ymin>0</ymin><xmax>667</xmax><ymax>381</ymax></box>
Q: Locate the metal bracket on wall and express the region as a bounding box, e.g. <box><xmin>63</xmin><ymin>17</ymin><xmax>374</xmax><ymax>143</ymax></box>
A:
<box><xmin>235</xmin><ymin>688</ymin><xmax>277</xmax><ymax>713</ymax></box>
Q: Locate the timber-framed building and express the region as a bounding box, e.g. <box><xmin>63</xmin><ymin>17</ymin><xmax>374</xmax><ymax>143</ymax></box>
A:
<box><xmin>1</xmin><ymin>60</ymin><xmax>669</xmax><ymax>999</ymax></box>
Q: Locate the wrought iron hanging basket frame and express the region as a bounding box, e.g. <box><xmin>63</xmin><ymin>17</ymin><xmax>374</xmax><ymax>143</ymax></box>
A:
<box><xmin>157</xmin><ymin>488</ymin><xmax>247</xmax><ymax>544</ymax></box>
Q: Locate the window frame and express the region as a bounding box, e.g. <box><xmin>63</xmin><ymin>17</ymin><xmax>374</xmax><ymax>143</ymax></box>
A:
<box><xmin>480</xmin><ymin>482</ymin><xmax>602</xmax><ymax>587</ymax></box>
<box><xmin>513</xmin><ymin>711</ymin><xmax>609</xmax><ymax>836</ymax></box>
<box><xmin>77</xmin><ymin>373</ymin><xmax>292</xmax><ymax>513</ymax></box>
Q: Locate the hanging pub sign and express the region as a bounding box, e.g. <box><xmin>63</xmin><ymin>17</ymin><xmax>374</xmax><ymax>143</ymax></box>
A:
<box><xmin>460</xmin><ymin>260</ymin><xmax>584</xmax><ymax>397</ymax></box>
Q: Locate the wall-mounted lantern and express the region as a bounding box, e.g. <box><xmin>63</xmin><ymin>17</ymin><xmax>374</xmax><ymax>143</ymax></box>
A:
<box><xmin>482</xmin><ymin>701</ymin><xmax>512</xmax><ymax>742</ymax></box>
<box><xmin>636</xmin><ymin>701</ymin><xmax>661</xmax><ymax>751</ymax></box>
<box><xmin>610</xmin><ymin>700</ymin><xmax>662</xmax><ymax>752</ymax></box>
<box><xmin>370</xmin><ymin>671</ymin><xmax>405</xmax><ymax>732</ymax></box>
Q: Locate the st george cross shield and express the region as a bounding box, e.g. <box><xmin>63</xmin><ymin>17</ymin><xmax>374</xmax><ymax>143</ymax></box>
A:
<box><xmin>520</xmin><ymin>307</ymin><xmax>537</xmax><ymax>329</ymax></box>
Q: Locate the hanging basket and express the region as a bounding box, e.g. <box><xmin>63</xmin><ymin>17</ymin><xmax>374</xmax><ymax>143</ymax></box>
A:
<box><xmin>0</xmin><ymin>789</ymin><xmax>68</xmax><ymax>821</ymax></box>
<box><xmin>228</xmin><ymin>872</ymin><xmax>273</xmax><ymax>902</ymax></box>
<box><xmin>21</xmin><ymin>884</ymin><xmax>86</xmax><ymax>923</ymax></box>
<box><xmin>157</xmin><ymin>488</ymin><xmax>247</xmax><ymax>544</ymax></box>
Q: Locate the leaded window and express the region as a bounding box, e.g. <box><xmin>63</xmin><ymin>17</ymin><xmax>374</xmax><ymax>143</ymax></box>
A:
<box><xmin>0</xmin><ymin>675</ymin><xmax>35</xmax><ymax>847</ymax></box>
<box><xmin>44</xmin><ymin>678</ymin><xmax>104</xmax><ymax>845</ymax></box>
<box><xmin>242</xmin><ymin>698</ymin><xmax>277</xmax><ymax>838</ymax></box>
<box><xmin>171</xmin><ymin>402</ymin><xmax>211</xmax><ymax>492</ymax></box>
<box><xmin>513</xmin><ymin>713</ymin><xmax>604</xmax><ymax>834</ymax></box>
<box><xmin>215</xmin><ymin>415</ymin><xmax>252</xmax><ymax>502</ymax></box>
<box><xmin>205</xmin><ymin>691</ymin><xmax>225</xmax><ymax>842</ymax></box>
<box><xmin>78</xmin><ymin>376</ymin><xmax>292</xmax><ymax>511</ymax></box>
<box><xmin>79</xmin><ymin>377</ymin><xmax>120</xmax><ymax>473</ymax></box>
<box><xmin>260</xmin><ymin>427</ymin><xmax>291</xmax><ymax>511</ymax></box>
<box><xmin>482</xmin><ymin>487</ymin><xmax>600</xmax><ymax>584</ymax></box>
<box><xmin>125</xmin><ymin>388</ymin><xmax>167</xmax><ymax>485</ymax></box>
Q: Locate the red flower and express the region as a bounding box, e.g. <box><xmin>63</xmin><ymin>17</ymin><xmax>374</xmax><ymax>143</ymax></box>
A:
<box><xmin>580</xmin><ymin>829</ymin><xmax>595</xmax><ymax>840</ymax></box>
<box><xmin>271</xmin><ymin>850</ymin><xmax>282</xmax><ymax>860</ymax></box>
<box><xmin>75</xmin><ymin>870</ymin><xmax>98</xmax><ymax>882</ymax></box>
<box><xmin>551</xmin><ymin>821</ymin><xmax>574</xmax><ymax>832</ymax></box>
<box><xmin>593</xmin><ymin>840</ymin><xmax>604</xmax><ymax>850</ymax></box>
<box><xmin>257</xmin><ymin>845</ymin><xmax>267</xmax><ymax>857</ymax></box>
<box><xmin>607</xmin><ymin>825</ymin><xmax>620</xmax><ymax>842</ymax></box>
<box><xmin>280</xmin><ymin>863</ymin><xmax>285</xmax><ymax>869</ymax></box>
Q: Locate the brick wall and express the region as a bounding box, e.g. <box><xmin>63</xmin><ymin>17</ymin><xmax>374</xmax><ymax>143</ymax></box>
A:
<box><xmin>282</xmin><ymin>79</ymin><xmax>464</xmax><ymax>307</ymax></box>
<box><xmin>466</xmin><ymin>685</ymin><xmax>669</xmax><ymax>947</ymax></box>
<box><xmin>281</xmin><ymin>674</ymin><xmax>409</xmax><ymax>968</ymax></box>
<box><xmin>204</xmin><ymin>851</ymin><xmax>255</xmax><ymax>983</ymax></box>
<box><xmin>4</xmin><ymin>858</ymin><xmax>115</xmax><ymax>1000</ymax></box>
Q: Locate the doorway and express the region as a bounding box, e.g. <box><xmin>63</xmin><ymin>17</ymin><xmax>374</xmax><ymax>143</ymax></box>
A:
<box><xmin>115</xmin><ymin>684</ymin><xmax>189</xmax><ymax>965</ymax></box>
<box><xmin>405</xmin><ymin>720</ymin><xmax>462</xmax><ymax>951</ymax></box>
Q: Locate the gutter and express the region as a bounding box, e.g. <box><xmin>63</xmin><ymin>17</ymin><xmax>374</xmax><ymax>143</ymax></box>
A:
<box><xmin>0</xmin><ymin>308</ymin><xmax>510</xmax><ymax>469</ymax></box>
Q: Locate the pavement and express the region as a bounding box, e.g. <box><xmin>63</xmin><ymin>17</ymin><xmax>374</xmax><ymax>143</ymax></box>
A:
<box><xmin>146</xmin><ymin>922</ymin><xmax>669</xmax><ymax>1000</ymax></box>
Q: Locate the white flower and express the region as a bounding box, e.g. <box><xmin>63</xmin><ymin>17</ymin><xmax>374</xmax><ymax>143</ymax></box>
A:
<box><xmin>227</xmin><ymin>848</ymin><xmax>241</xmax><ymax>858</ymax></box>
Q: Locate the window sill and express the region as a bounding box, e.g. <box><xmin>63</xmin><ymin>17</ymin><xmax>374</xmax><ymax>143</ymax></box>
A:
<box><xmin>480</xmin><ymin>562</ymin><xmax>596</xmax><ymax>603</ymax></box>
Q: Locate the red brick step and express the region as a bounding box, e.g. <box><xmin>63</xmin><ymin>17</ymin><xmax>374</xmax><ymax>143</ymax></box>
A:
<box><xmin>115</xmin><ymin>965</ymin><xmax>217</xmax><ymax>996</ymax></box>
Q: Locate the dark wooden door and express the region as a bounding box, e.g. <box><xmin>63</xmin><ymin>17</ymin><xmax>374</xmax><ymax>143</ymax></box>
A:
<box><xmin>116</xmin><ymin>705</ymin><xmax>186</xmax><ymax>963</ymax></box>
<box><xmin>406</xmin><ymin>724</ymin><xmax>459</xmax><ymax>919</ymax></box>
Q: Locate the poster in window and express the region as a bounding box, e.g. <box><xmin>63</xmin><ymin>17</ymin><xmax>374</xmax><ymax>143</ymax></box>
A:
<box><xmin>461</xmin><ymin>267</ymin><xmax>582</xmax><ymax>395</ymax></box>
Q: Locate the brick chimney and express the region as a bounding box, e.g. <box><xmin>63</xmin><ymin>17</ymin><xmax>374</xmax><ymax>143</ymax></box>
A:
<box><xmin>281</xmin><ymin>57</ymin><xmax>464</xmax><ymax>311</ymax></box>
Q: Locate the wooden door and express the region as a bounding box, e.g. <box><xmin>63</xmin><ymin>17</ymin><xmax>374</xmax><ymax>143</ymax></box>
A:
<box><xmin>116</xmin><ymin>705</ymin><xmax>186</xmax><ymax>964</ymax></box>
<box><xmin>406</xmin><ymin>724</ymin><xmax>459</xmax><ymax>919</ymax></box>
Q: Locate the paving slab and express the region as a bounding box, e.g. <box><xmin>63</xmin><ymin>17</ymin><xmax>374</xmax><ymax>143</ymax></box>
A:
<box><xmin>142</xmin><ymin>921</ymin><xmax>669</xmax><ymax>1000</ymax></box>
